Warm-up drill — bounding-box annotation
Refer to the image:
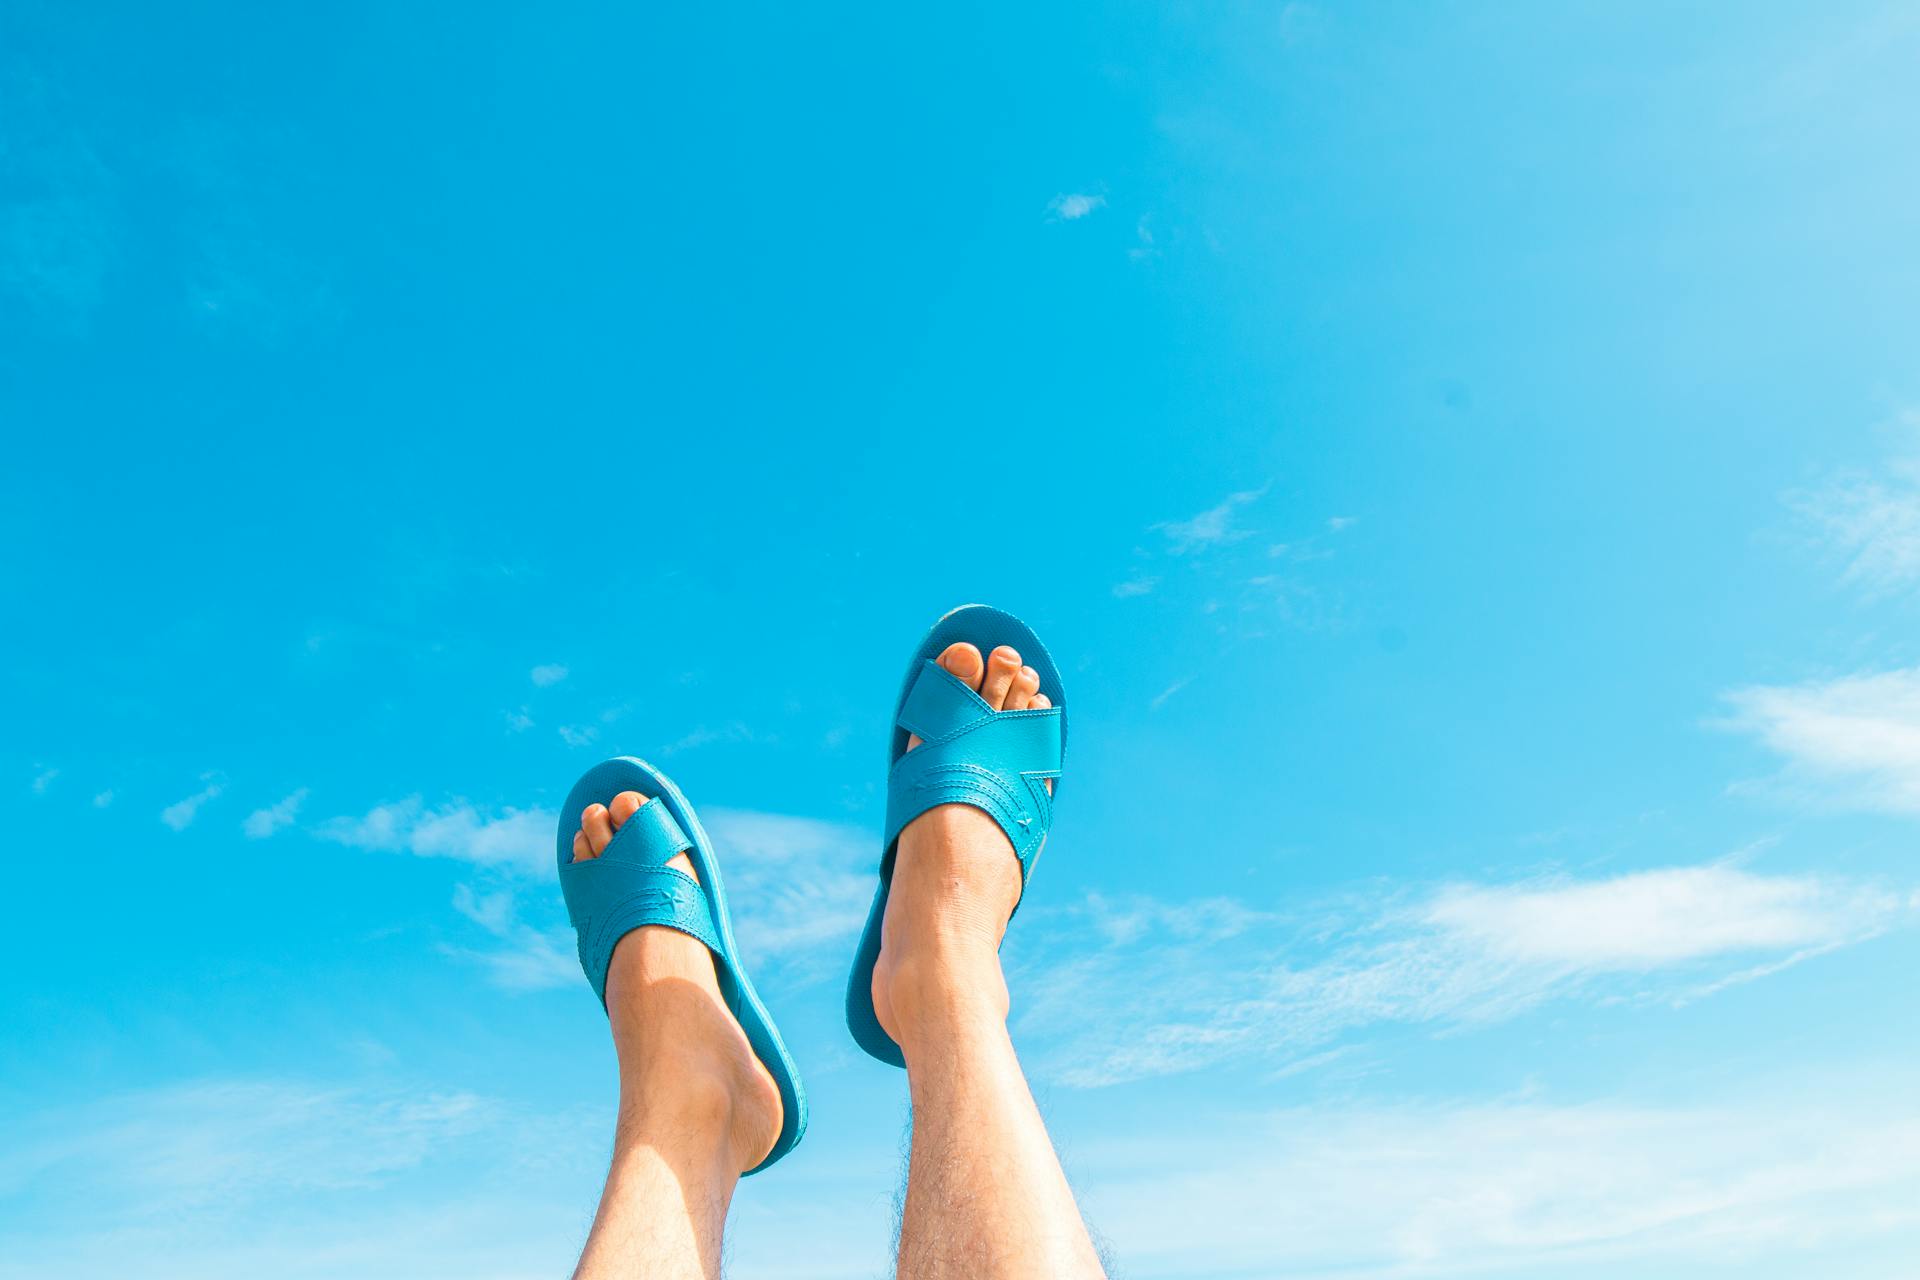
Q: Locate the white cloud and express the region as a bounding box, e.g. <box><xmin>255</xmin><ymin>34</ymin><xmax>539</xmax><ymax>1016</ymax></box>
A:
<box><xmin>31</xmin><ymin>766</ymin><xmax>58</xmax><ymax>794</ymax></box>
<box><xmin>659</xmin><ymin>722</ymin><xmax>765</xmax><ymax>756</ymax></box>
<box><xmin>504</xmin><ymin>708</ymin><xmax>533</xmax><ymax>732</ymax></box>
<box><xmin>1422</xmin><ymin>865</ymin><xmax>1875</xmax><ymax>966</ymax></box>
<box><xmin>92</xmin><ymin>789</ymin><xmax>114</xmax><ymax>808</ymax></box>
<box><xmin>557</xmin><ymin>724</ymin><xmax>598</xmax><ymax>748</ymax></box>
<box><xmin>529</xmin><ymin>663</ymin><xmax>568</xmax><ymax>687</ymax></box>
<box><xmin>1077</xmin><ymin>1076</ymin><xmax>1920</xmax><ymax>1278</ymax></box>
<box><xmin>1015</xmin><ymin>864</ymin><xmax>1906</xmax><ymax>1087</ymax></box>
<box><xmin>445</xmin><ymin>885</ymin><xmax>576</xmax><ymax>991</ymax></box>
<box><xmin>704</xmin><ymin>808</ymin><xmax>874</xmax><ymax>966</ymax></box>
<box><xmin>242</xmin><ymin>788</ymin><xmax>309</xmax><ymax>840</ymax></box>
<box><xmin>0</xmin><ymin>1071</ymin><xmax>863</xmax><ymax>1280</ymax></box>
<box><xmin>1047</xmin><ymin>192</ymin><xmax>1106</xmax><ymax>220</ymax></box>
<box><xmin>435</xmin><ymin>807</ymin><xmax>869</xmax><ymax>988</ymax></box>
<box><xmin>1149</xmin><ymin>676</ymin><xmax>1192</xmax><ymax>709</ymax></box>
<box><xmin>1722</xmin><ymin>666</ymin><xmax>1920</xmax><ymax>813</ymax></box>
<box><xmin>8</xmin><ymin>1069</ymin><xmax>1919</xmax><ymax>1280</ymax></box>
<box><xmin>1154</xmin><ymin>485</ymin><xmax>1268</xmax><ymax>553</ymax></box>
<box><xmin>1075</xmin><ymin>891</ymin><xmax>1268</xmax><ymax>948</ymax></box>
<box><xmin>1793</xmin><ymin>419</ymin><xmax>1920</xmax><ymax>595</ymax></box>
<box><xmin>318</xmin><ymin>798</ymin><xmax>553</xmax><ymax>878</ymax></box>
<box><xmin>1123</xmin><ymin>490</ymin><xmax>1355</xmax><ymax>635</ymax></box>
<box><xmin>318</xmin><ymin>798</ymin><xmax>871</xmax><ymax>983</ymax></box>
<box><xmin>0</xmin><ymin>1080</ymin><xmax>489</xmax><ymax>1214</ymax></box>
<box><xmin>160</xmin><ymin>777</ymin><xmax>224</xmax><ymax>832</ymax></box>
<box><xmin>1128</xmin><ymin>215</ymin><xmax>1159</xmax><ymax>261</ymax></box>
<box><xmin>0</xmin><ymin>1077</ymin><xmax>596</xmax><ymax>1280</ymax></box>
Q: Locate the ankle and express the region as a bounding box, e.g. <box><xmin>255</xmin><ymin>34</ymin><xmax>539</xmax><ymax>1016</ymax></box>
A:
<box><xmin>617</xmin><ymin>1044</ymin><xmax>735</xmax><ymax>1129</ymax></box>
<box><xmin>875</xmin><ymin>944</ymin><xmax>1011</xmax><ymax>1052</ymax></box>
<box><xmin>616</xmin><ymin>1041</ymin><xmax>773</xmax><ymax>1172</ymax></box>
<box><xmin>604</xmin><ymin>948</ymin><xmax>781</xmax><ymax>1174</ymax></box>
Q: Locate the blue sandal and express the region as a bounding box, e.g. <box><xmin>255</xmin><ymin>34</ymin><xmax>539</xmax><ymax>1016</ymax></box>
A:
<box><xmin>844</xmin><ymin>604</ymin><xmax>1068</xmax><ymax>1066</ymax></box>
<box><xmin>557</xmin><ymin>756</ymin><xmax>807</xmax><ymax>1173</ymax></box>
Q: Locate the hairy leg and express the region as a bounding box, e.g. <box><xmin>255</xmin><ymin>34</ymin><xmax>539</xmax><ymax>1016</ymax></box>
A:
<box><xmin>875</xmin><ymin>644</ymin><xmax>1106</xmax><ymax>1280</ymax></box>
<box><xmin>571</xmin><ymin>796</ymin><xmax>782</xmax><ymax>1280</ymax></box>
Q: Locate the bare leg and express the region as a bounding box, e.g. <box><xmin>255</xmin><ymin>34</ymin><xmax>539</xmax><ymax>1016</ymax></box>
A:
<box><xmin>873</xmin><ymin>643</ymin><xmax>1106</xmax><ymax>1280</ymax></box>
<box><xmin>571</xmin><ymin>795</ymin><xmax>782</xmax><ymax>1280</ymax></box>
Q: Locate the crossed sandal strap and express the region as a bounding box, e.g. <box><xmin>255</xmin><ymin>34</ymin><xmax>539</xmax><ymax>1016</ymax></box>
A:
<box><xmin>558</xmin><ymin>797</ymin><xmax>720</xmax><ymax>1005</ymax></box>
<box><xmin>883</xmin><ymin>658</ymin><xmax>1064</xmax><ymax>880</ymax></box>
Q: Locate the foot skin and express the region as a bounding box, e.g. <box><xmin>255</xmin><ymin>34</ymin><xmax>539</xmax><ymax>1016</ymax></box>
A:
<box><xmin>572</xmin><ymin>795</ymin><xmax>781</xmax><ymax>1174</ymax></box>
<box><xmin>870</xmin><ymin>642</ymin><xmax>1053</xmax><ymax>1055</ymax></box>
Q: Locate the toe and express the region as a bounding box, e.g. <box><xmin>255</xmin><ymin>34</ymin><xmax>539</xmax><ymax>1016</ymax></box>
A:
<box><xmin>981</xmin><ymin>645</ymin><xmax>1022</xmax><ymax>710</ymax></box>
<box><xmin>571</xmin><ymin>828</ymin><xmax>592</xmax><ymax>862</ymax></box>
<box><xmin>938</xmin><ymin>642</ymin><xmax>985</xmax><ymax>691</ymax></box>
<box><xmin>608</xmin><ymin>790</ymin><xmax>644</xmax><ymax>829</ymax></box>
<box><xmin>911</xmin><ymin>643</ymin><xmax>987</xmax><ymax>750</ymax></box>
<box><xmin>1009</xmin><ymin>665</ymin><xmax>1040</xmax><ymax>709</ymax></box>
<box><xmin>582</xmin><ymin>803</ymin><xmax>614</xmax><ymax>855</ymax></box>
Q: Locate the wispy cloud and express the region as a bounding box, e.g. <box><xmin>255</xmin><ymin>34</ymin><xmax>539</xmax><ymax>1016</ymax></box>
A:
<box><xmin>318</xmin><ymin>798</ymin><xmax>552</xmax><ymax>878</ymax></box>
<box><xmin>529</xmin><ymin>663</ymin><xmax>568</xmax><ymax>687</ymax></box>
<box><xmin>557</xmin><ymin>724</ymin><xmax>598</xmax><ymax>748</ymax></box>
<box><xmin>317</xmin><ymin>798</ymin><xmax>871</xmax><ymax>985</ymax></box>
<box><xmin>1075</xmin><ymin>891</ymin><xmax>1268</xmax><ymax>948</ymax></box>
<box><xmin>1047</xmin><ymin>192</ymin><xmax>1106</xmax><ymax>221</ymax></box>
<box><xmin>30</xmin><ymin>766</ymin><xmax>58</xmax><ymax>795</ymax></box>
<box><xmin>1077</xmin><ymin>1074</ymin><xmax>1920</xmax><ymax>1278</ymax></box>
<box><xmin>1154</xmin><ymin>485</ymin><xmax>1269</xmax><ymax>554</ymax></box>
<box><xmin>1792</xmin><ymin>415</ymin><xmax>1920</xmax><ymax>595</ymax></box>
<box><xmin>1721</xmin><ymin>666</ymin><xmax>1920</xmax><ymax>814</ymax></box>
<box><xmin>160</xmin><ymin>776</ymin><xmax>224</xmax><ymax>832</ymax></box>
<box><xmin>658</xmin><ymin>722</ymin><xmax>767</xmax><ymax>757</ymax></box>
<box><xmin>0</xmin><ymin>1075</ymin><xmax>634</xmax><ymax>1280</ymax></box>
<box><xmin>339</xmin><ymin>825</ymin><xmax>578</xmax><ymax>989</ymax></box>
<box><xmin>1149</xmin><ymin>676</ymin><xmax>1192</xmax><ymax>709</ymax></box>
<box><xmin>1128</xmin><ymin>215</ymin><xmax>1159</xmax><ymax>262</ymax></box>
<box><xmin>1123</xmin><ymin>486</ymin><xmax>1356</xmax><ymax>635</ymax></box>
<box><xmin>0</xmin><ymin>1076</ymin><xmax>593</xmax><ymax>1280</ymax></box>
<box><xmin>0</xmin><ymin>1079</ymin><xmax>490</xmax><ymax>1216</ymax></box>
<box><xmin>445</xmin><ymin>885</ymin><xmax>576</xmax><ymax>991</ymax></box>
<box><xmin>92</xmin><ymin>789</ymin><xmax>114</xmax><ymax>808</ymax></box>
<box><xmin>242</xmin><ymin>788</ymin><xmax>309</xmax><ymax>839</ymax></box>
<box><xmin>703</xmin><ymin>808</ymin><xmax>873</xmax><ymax>968</ymax></box>
<box><xmin>1421</xmin><ymin>865</ymin><xmax>1872</xmax><ymax>965</ymax></box>
<box><xmin>1015</xmin><ymin>864</ymin><xmax>1906</xmax><ymax>1087</ymax></box>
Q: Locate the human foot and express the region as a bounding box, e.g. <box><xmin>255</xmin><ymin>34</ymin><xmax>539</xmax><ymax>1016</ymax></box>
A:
<box><xmin>870</xmin><ymin>642</ymin><xmax>1054</xmax><ymax>1051</ymax></box>
<box><xmin>572</xmin><ymin>793</ymin><xmax>782</xmax><ymax>1173</ymax></box>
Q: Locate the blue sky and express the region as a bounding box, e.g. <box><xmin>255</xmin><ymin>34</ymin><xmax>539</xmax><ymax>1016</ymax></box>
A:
<box><xmin>5</xmin><ymin>3</ymin><xmax>1920</xmax><ymax>1276</ymax></box>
